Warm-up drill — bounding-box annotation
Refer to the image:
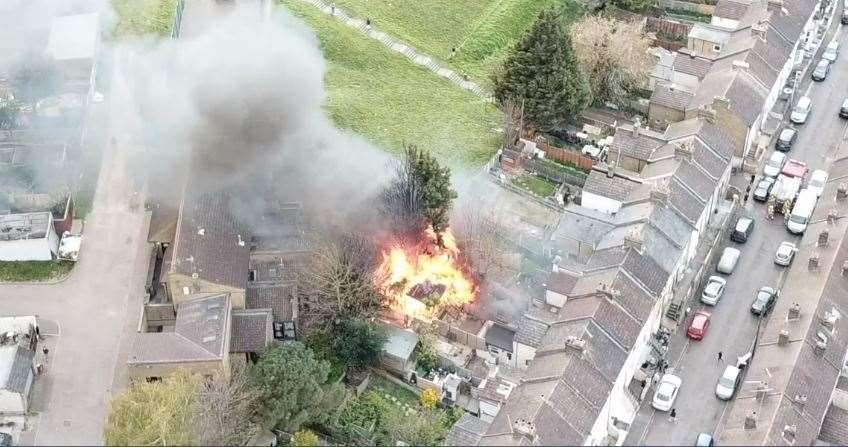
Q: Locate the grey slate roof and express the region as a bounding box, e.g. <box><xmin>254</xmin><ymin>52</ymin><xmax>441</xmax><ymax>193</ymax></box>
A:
<box><xmin>230</xmin><ymin>309</ymin><xmax>272</xmax><ymax>353</ymax></box>
<box><xmin>583</xmin><ymin>170</ymin><xmax>642</xmax><ymax>202</ymax></box>
<box><xmin>129</xmin><ymin>293</ymin><xmax>231</xmax><ymax>364</ymax></box>
<box><xmin>485</xmin><ymin>324</ymin><xmax>516</xmax><ymax>352</ymax></box>
<box><xmin>246</xmin><ymin>283</ymin><xmax>295</xmax><ymax>322</ymax></box>
<box><xmin>675</xmin><ymin>159</ymin><xmax>719</xmax><ymax>202</ymax></box>
<box><xmin>593</xmin><ymin>299</ymin><xmax>641</xmax><ymax>348</ymax></box>
<box><xmin>610</xmin><ymin>271</ymin><xmax>655</xmax><ymax>323</ymax></box>
<box><xmin>515</xmin><ymin>315</ymin><xmax>548</xmax><ymax>348</ymax></box>
<box><xmin>642</xmin><ymin>224</ymin><xmax>685</xmax><ymax>273</ymax></box>
<box><xmin>649</xmin><ymin>203</ymin><xmax>695</xmax><ymax>248</ymax></box>
<box><xmin>669</xmin><ymin>178</ymin><xmax>707</xmax><ymax>224</ymax></box>
<box><xmin>1</xmin><ymin>346</ymin><xmax>34</xmax><ymax>393</ymax></box>
<box><xmin>445</xmin><ymin>414</ymin><xmax>490</xmax><ymax>446</ymax></box>
<box><xmin>673</xmin><ymin>54</ymin><xmax>713</xmax><ymax>78</ymax></box>
<box><xmin>714</xmin><ymin>0</ymin><xmax>750</xmax><ymax>20</ymax></box>
<box><xmin>172</xmin><ymin>185</ymin><xmax>250</xmax><ymax>290</ymax></box>
<box><xmin>651</xmin><ymin>84</ymin><xmax>694</xmax><ymax>110</ymax></box>
<box><xmin>610</xmin><ymin>129</ymin><xmax>665</xmax><ymax>161</ymax></box>
<box><xmin>620</xmin><ymin>248</ymin><xmax>670</xmax><ymax>296</ymax></box>
<box><xmin>547</xmin><ymin>271</ymin><xmax>579</xmax><ymax>295</ymax></box>
<box><xmin>692</xmin><ymin>138</ymin><xmax>727</xmax><ymax>180</ymax></box>
<box><xmin>726</xmin><ymin>74</ymin><xmax>768</xmax><ymax>125</ymax></box>
<box><xmin>819</xmin><ymin>405</ymin><xmax>848</xmax><ymax>445</ymax></box>
<box><xmin>694</xmin><ymin>118</ymin><xmax>738</xmax><ymax>161</ymax></box>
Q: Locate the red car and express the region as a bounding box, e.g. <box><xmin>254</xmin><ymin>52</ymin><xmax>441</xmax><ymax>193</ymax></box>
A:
<box><xmin>781</xmin><ymin>159</ymin><xmax>808</xmax><ymax>181</ymax></box>
<box><xmin>686</xmin><ymin>310</ymin><xmax>712</xmax><ymax>340</ymax></box>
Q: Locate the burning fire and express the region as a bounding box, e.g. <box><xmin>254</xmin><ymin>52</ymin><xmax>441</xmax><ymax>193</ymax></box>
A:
<box><xmin>374</xmin><ymin>227</ymin><xmax>477</xmax><ymax>320</ymax></box>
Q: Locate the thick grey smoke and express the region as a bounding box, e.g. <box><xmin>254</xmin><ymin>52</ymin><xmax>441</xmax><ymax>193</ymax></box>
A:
<box><xmin>113</xmin><ymin>2</ymin><xmax>392</xmax><ymax>230</ymax></box>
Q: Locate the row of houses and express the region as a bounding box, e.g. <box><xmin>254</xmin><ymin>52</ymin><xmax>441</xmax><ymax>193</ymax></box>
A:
<box><xmin>446</xmin><ymin>0</ymin><xmax>824</xmax><ymax>444</ymax></box>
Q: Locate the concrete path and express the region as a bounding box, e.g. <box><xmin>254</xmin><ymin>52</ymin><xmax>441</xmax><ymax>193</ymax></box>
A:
<box><xmin>294</xmin><ymin>0</ymin><xmax>492</xmax><ymax>100</ymax></box>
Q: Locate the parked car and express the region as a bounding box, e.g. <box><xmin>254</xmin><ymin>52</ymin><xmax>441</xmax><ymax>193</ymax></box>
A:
<box><xmin>701</xmin><ymin>276</ymin><xmax>727</xmax><ymax>305</ymax></box>
<box><xmin>787</xmin><ymin>188</ymin><xmax>818</xmax><ymax>234</ymax></box>
<box><xmin>791</xmin><ymin>96</ymin><xmax>812</xmax><ymax>124</ymax></box>
<box><xmin>751</xmin><ymin>286</ymin><xmax>778</xmax><ymax>316</ymax></box>
<box><xmin>823</xmin><ymin>41</ymin><xmax>840</xmax><ymax>62</ymax></box>
<box><xmin>687</xmin><ymin>310</ymin><xmax>712</xmax><ymax>340</ymax></box>
<box><xmin>842</xmin><ymin>9</ymin><xmax>848</xmax><ymax>24</ymax></box>
<box><xmin>652</xmin><ymin>374</ymin><xmax>683</xmax><ymax>411</ymax></box>
<box><xmin>808</xmin><ymin>169</ymin><xmax>829</xmax><ymax>197</ymax></box>
<box><xmin>763</xmin><ymin>152</ymin><xmax>787</xmax><ymax>178</ymax></box>
<box><xmin>715</xmin><ymin>365</ymin><xmax>743</xmax><ymax>400</ymax></box>
<box><xmin>717</xmin><ymin>247</ymin><xmax>741</xmax><ymax>274</ymax></box>
<box><xmin>812</xmin><ymin>59</ymin><xmax>830</xmax><ymax>81</ymax></box>
<box><xmin>696</xmin><ymin>433</ymin><xmax>715</xmax><ymax>447</ymax></box>
<box><xmin>775</xmin><ymin>128</ymin><xmax>797</xmax><ymax>152</ymax></box>
<box><xmin>731</xmin><ymin>217</ymin><xmax>755</xmax><ymax>243</ymax></box>
<box><xmin>774</xmin><ymin>241</ymin><xmax>797</xmax><ymax>266</ymax></box>
<box><xmin>753</xmin><ymin>177</ymin><xmax>776</xmax><ymax>201</ymax></box>
<box><xmin>781</xmin><ymin>159</ymin><xmax>808</xmax><ymax>180</ymax></box>
<box><xmin>840</xmin><ymin>98</ymin><xmax>848</xmax><ymax>118</ymax></box>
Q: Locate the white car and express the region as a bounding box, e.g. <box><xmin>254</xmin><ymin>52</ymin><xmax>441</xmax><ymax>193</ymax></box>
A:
<box><xmin>717</xmin><ymin>247</ymin><xmax>741</xmax><ymax>274</ymax></box>
<box><xmin>763</xmin><ymin>152</ymin><xmax>787</xmax><ymax>178</ymax></box>
<box><xmin>652</xmin><ymin>374</ymin><xmax>682</xmax><ymax>411</ymax></box>
<box><xmin>716</xmin><ymin>365</ymin><xmax>742</xmax><ymax>400</ymax></box>
<box><xmin>808</xmin><ymin>169</ymin><xmax>828</xmax><ymax>197</ymax></box>
<box><xmin>774</xmin><ymin>241</ymin><xmax>797</xmax><ymax>266</ymax></box>
<box><xmin>701</xmin><ymin>276</ymin><xmax>727</xmax><ymax>306</ymax></box>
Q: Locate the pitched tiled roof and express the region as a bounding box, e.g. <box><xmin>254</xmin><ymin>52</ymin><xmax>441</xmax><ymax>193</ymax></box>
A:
<box><xmin>547</xmin><ymin>271</ymin><xmax>579</xmax><ymax>295</ymax></box>
<box><xmin>593</xmin><ymin>299</ymin><xmax>641</xmax><ymax>348</ymax></box>
<box><xmin>1</xmin><ymin>346</ymin><xmax>34</xmax><ymax>394</ymax></box>
<box><xmin>247</xmin><ymin>283</ymin><xmax>295</xmax><ymax>322</ymax></box>
<box><xmin>171</xmin><ymin>185</ymin><xmax>250</xmax><ymax>290</ymax></box>
<box><xmin>669</xmin><ymin>178</ymin><xmax>706</xmax><ymax>224</ymax></box>
<box><xmin>744</xmin><ymin>49</ymin><xmax>779</xmax><ymax>89</ymax></box>
<box><xmin>621</xmin><ymin>248</ymin><xmax>669</xmax><ymax>296</ymax></box>
<box><xmin>230</xmin><ymin>309</ymin><xmax>272</xmax><ymax>353</ymax></box>
<box><xmin>714</xmin><ymin>0</ymin><xmax>750</xmax><ymax>19</ymax></box>
<box><xmin>692</xmin><ymin>138</ymin><xmax>727</xmax><ymax>180</ymax></box>
<box><xmin>515</xmin><ymin>315</ymin><xmax>548</xmax><ymax>348</ymax></box>
<box><xmin>583</xmin><ymin>170</ymin><xmax>641</xmax><ymax>202</ymax></box>
<box><xmin>610</xmin><ymin>129</ymin><xmax>665</xmax><ymax>161</ymax></box>
<box><xmin>129</xmin><ymin>294</ymin><xmax>231</xmax><ymax>364</ymax></box>
<box><xmin>696</xmin><ymin>120</ymin><xmax>736</xmax><ymax>160</ymax></box>
<box><xmin>651</xmin><ymin>84</ymin><xmax>694</xmax><ymax>110</ymax></box>
<box><xmin>675</xmin><ymin>159</ymin><xmax>719</xmax><ymax>202</ymax></box>
<box><xmin>611</xmin><ymin>272</ymin><xmax>655</xmax><ymax>322</ymax></box>
<box><xmin>819</xmin><ymin>405</ymin><xmax>848</xmax><ymax>445</ymax></box>
<box><xmin>726</xmin><ymin>74</ymin><xmax>768</xmax><ymax>125</ymax></box>
<box><xmin>445</xmin><ymin>414</ymin><xmax>490</xmax><ymax>446</ymax></box>
<box><xmin>673</xmin><ymin>54</ymin><xmax>712</xmax><ymax>78</ymax></box>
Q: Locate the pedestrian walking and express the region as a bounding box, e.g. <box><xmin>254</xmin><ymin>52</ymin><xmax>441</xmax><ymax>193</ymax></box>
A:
<box><xmin>42</xmin><ymin>347</ymin><xmax>49</xmax><ymax>356</ymax></box>
<box><xmin>669</xmin><ymin>408</ymin><xmax>677</xmax><ymax>422</ymax></box>
<box><xmin>366</xmin><ymin>18</ymin><xmax>371</xmax><ymax>29</ymax></box>
<box><xmin>717</xmin><ymin>351</ymin><xmax>723</xmax><ymax>363</ymax></box>
<box><xmin>450</xmin><ymin>47</ymin><xmax>457</xmax><ymax>58</ymax></box>
<box><xmin>330</xmin><ymin>2</ymin><xmax>335</xmax><ymax>15</ymax></box>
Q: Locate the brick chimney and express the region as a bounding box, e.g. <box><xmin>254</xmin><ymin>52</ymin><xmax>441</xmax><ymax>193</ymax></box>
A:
<box><xmin>674</xmin><ymin>141</ymin><xmax>694</xmax><ymax>160</ymax></box>
<box><xmin>651</xmin><ymin>183</ymin><xmax>670</xmax><ymax>204</ymax></box>
<box><xmin>624</xmin><ymin>230</ymin><xmax>644</xmax><ymax>253</ymax></box>
<box><xmin>698</xmin><ymin>105</ymin><xmax>716</xmax><ymax>123</ymax></box>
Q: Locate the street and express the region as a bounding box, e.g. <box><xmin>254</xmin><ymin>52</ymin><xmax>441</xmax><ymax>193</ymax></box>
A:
<box><xmin>628</xmin><ymin>21</ymin><xmax>848</xmax><ymax>447</ymax></box>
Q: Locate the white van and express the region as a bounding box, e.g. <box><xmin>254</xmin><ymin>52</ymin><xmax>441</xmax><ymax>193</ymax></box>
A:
<box><xmin>823</xmin><ymin>41</ymin><xmax>840</xmax><ymax>62</ymax></box>
<box><xmin>791</xmin><ymin>96</ymin><xmax>812</xmax><ymax>124</ymax></box>
<box><xmin>787</xmin><ymin>188</ymin><xmax>818</xmax><ymax>234</ymax></box>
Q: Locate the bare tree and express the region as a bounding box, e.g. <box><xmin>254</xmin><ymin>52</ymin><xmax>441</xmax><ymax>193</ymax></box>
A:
<box><xmin>298</xmin><ymin>232</ymin><xmax>383</xmax><ymax>330</ymax></box>
<box><xmin>381</xmin><ymin>144</ymin><xmax>425</xmax><ymax>235</ymax></box>
<box><xmin>570</xmin><ymin>16</ymin><xmax>653</xmax><ymax>106</ymax></box>
<box><xmin>453</xmin><ymin>205</ymin><xmax>515</xmax><ymax>282</ymax></box>
<box><xmin>193</xmin><ymin>364</ymin><xmax>262</xmax><ymax>446</ymax></box>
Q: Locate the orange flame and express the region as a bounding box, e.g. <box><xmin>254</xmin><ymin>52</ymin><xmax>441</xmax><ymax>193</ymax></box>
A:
<box><xmin>374</xmin><ymin>227</ymin><xmax>476</xmax><ymax>320</ymax></box>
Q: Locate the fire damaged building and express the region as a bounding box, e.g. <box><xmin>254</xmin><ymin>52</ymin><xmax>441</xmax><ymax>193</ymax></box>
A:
<box><xmin>131</xmin><ymin>174</ymin><xmax>310</xmax><ymax>379</ymax></box>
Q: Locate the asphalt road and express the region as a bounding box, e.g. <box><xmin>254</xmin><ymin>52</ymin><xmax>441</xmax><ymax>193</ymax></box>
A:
<box><xmin>629</xmin><ymin>21</ymin><xmax>848</xmax><ymax>447</ymax></box>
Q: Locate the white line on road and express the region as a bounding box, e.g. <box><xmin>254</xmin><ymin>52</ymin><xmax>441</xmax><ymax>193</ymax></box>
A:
<box><xmin>637</xmin><ymin>408</ymin><xmax>658</xmax><ymax>446</ymax></box>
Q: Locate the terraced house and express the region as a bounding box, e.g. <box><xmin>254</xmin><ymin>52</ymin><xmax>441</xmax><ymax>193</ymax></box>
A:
<box><xmin>447</xmin><ymin>0</ymin><xmax>822</xmax><ymax>444</ymax></box>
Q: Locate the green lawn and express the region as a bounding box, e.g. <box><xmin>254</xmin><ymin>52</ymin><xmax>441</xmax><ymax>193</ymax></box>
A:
<box><xmin>516</xmin><ymin>174</ymin><xmax>557</xmax><ymax>197</ymax></box>
<box><xmin>111</xmin><ymin>0</ymin><xmax>181</xmax><ymax>37</ymax></box>
<box><xmin>279</xmin><ymin>0</ymin><xmax>502</xmax><ymax>167</ymax></box>
<box><xmin>0</xmin><ymin>261</ymin><xmax>73</xmax><ymax>282</ymax></box>
<box><xmin>329</xmin><ymin>0</ymin><xmax>584</xmax><ymax>86</ymax></box>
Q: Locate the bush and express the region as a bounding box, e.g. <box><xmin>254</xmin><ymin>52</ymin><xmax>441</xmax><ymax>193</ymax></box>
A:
<box><xmin>291</xmin><ymin>430</ymin><xmax>320</xmax><ymax>446</ymax></box>
<box><xmin>420</xmin><ymin>389</ymin><xmax>440</xmax><ymax>409</ymax></box>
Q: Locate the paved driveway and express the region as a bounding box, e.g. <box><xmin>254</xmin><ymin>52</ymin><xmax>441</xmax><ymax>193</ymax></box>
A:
<box><xmin>627</xmin><ymin>19</ymin><xmax>848</xmax><ymax>447</ymax></box>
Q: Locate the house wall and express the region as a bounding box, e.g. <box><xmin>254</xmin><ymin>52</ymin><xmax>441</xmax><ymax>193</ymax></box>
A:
<box><xmin>689</xmin><ymin>37</ymin><xmax>723</xmax><ymax>58</ymax></box>
<box><xmin>165</xmin><ymin>273</ymin><xmax>245</xmax><ymax>309</ymax></box>
<box><xmin>0</xmin><ymin>390</ymin><xmax>25</xmax><ymax>414</ymax></box>
<box><xmin>514</xmin><ymin>341</ymin><xmax>537</xmax><ymax>369</ymax></box>
<box><xmin>545</xmin><ymin>290</ymin><xmax>567</xmax><ymax>308</ymax></box>
<box><xmin>711</xmin><ymin>17</ymin><xmax>739</xmax><ymax>29</ymax></box>
<box><xmin>381</xmin><ymin>354</ymin><xmax>411</xmax><ymax>376</ymax></box>
<box><xmin>670</xmin><ymin>71</ymin><xmax>700</xmax><ymax>91</ymax></box>
<box><xmin>649</xmin><ymin>103</ymin><xmax>685</xmax><ymax>128</ymax></box>
<box><xmin>0</xmin><ymin>238</ymin><xmax>54</xmax><ymax>261</ymax></box>
<box><xmin>128</xmin><ymin>358</ymin><xmax>228</xmax><ymax>381</ymax></box>
<box><xmin>581</xmin><ymin>191</ymin><xmax>622</xmax><ymax>214</ymax></box>
<box><xmin>832</xmin><ymin>387</ymin><xmax>848</xmax><ymax>410</ymax></box>
<box><xmin>479</xmin><ymin>399</ymin><xmax>501</xmax><ymax>423</ymax></box>
<box><xmin>476</xmin><ymin>345</ymin><xmax>514</xmax><ymax>368</ymax></box>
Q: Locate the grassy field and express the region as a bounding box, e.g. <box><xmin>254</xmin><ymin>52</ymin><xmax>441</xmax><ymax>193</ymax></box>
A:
<box><xmin>280</xmin><ymin>0</ymin><xmax>502</xmax><ymax>167</ymax></box>
<box><xmin>329</xmin><ymin>0</ymin><xmax>584</xmax><ymax>86</ymax></box>
<box><xmin>111</xmin><ymin>0</ymin><xmax>181</xmax><ymax>37</ymax></box>
<box><xmin>0</xmin><ymin>261</ymin><xmax>73</xmax><ymax>282</ymax></box>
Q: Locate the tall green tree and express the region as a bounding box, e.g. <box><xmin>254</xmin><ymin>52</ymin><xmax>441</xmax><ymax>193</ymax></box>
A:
<box><xmin>250</xmin><ymin>342</ymin><xmax>335</xmax><ymax>432</ymax></box>
<box><xmin>382</xmin><ymin>145</ymin><xmax>457</xmax><ymax>236</ymax></box>
<box><xmin>492</xmin><ymin>7</ymin><xmax>591</xmax><ymax>131</ymax></box>
<box><xmin>330</xmin><ymin>318</ymin><xmax>387</xmax><ymax>370</ymax></box>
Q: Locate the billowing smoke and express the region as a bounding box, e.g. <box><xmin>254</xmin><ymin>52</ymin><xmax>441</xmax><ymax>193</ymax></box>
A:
<box><xmin>112</xmin><ymin>1</ymin><xmax>392</xmax><ymax>230</ymax></box>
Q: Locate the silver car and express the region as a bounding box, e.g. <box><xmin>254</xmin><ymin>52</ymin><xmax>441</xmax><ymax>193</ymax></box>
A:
<box><xmin>774</xmin><ymin>242</ymin><xmax>797</xmax><ymax>266</ymax></box>
<box><xmin>701</xmin><ymin>276</ymin><xmax>727</xmax><ymax>305</ymax></box>
<box><xmin>717</xmin><ymin>247</ymin><xmax>741</xmax><ymax>274</ymax></box>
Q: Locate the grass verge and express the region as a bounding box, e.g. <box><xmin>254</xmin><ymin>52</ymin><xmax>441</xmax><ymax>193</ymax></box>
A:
<box><xmin>279</xmin><ymin>0</ymin><xmax>502</xmax><ymax>167</ymax></box>
<box><xmin>111</xmin><ymin>0</ymin><xmax>181</xmax><ymax>37</ymax></box>
<box><xmin>0</xmin><ymin>261</ymin><xmax>73</xmax><ymax>283</ymax></box>
<box><xmin>515</xmin><ymin>174</ymin><xmax>557</xmax><ymax>197</ymax></box>
<box><xmin>330</xmin><ymin>0</ymin><xmax>584</xmax><ymax>87</ymax></box>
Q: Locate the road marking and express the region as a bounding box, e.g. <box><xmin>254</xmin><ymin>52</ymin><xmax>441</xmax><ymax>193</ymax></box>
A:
<box><xmin>637</xmin><ymin>408</ymin><xmax>658</xmax><ymax>446</ymax></box>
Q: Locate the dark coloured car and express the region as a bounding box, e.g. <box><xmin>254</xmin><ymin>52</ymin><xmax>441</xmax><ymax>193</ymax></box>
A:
<box><xmin>751</xmin><ymin>286</ymin><xmax>778</xmax><ymax>316</ymax></box>
<box><xmin>753</xmin><ymin>177</ymin><xmax>776</xmax><ymax>202</ymax></box>
<box><xmin>842</xmin><ymin>10</ymin><xmax>848</xmax><ymax>25</ymax></box>
<box><xmin>730</xmin><ymin>216</ymin><xmax>755</xmax><ymax>243</ymax></box>
<box><xmin>775</xmin><ymin>128</ymin><xmax>797</xmax><ymax>152</ymax></box>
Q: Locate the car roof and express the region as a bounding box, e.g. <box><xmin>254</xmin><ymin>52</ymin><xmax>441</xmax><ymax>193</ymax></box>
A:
<box><xmin>843</xmin><ymin>98</ymin><xmax>848</xmax><ymax>107</ymax></box>
<box><xmin>770</xmin><ymin>152</ymin><xmax>786</xmax><ymax>161</ymax></box>
<box><xmin>780</xmin><ymin>128</ymin><xmax>796</xmax><ymax>137</ymax></box>
<box><xmin>722</xmin><ymin>365</ymin><xmax>740</xmax><ymax>378</ymax></box>
<box><xmin>817</xmin><ymin>59</ymin><xmax>829</xmax><ymax>67</ymax></box>
<box><xmin>812</xmin><ymin>169</ymin><xmax>828</xmax><ymax>179</ymax></box>
<box><xmin>723</xmin><ymin>247</ymin><xmax>741</xmax><ymax>256</ymax></box>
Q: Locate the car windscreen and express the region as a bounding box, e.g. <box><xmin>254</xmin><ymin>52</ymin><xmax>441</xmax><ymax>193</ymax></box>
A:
<box><xmin>719</xmin><ymin>375</ymin><xmax>736</xmax><ymax>388</ymax></box>
<box><xmin>780</xmin><ymin>130</ymin><xmax>794</xmax><ymax>141</ymax></box>
<box><xmin>790</xmin><ymin>214</ymin><xmax>807</xmax><ymax>225</ymax></box>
